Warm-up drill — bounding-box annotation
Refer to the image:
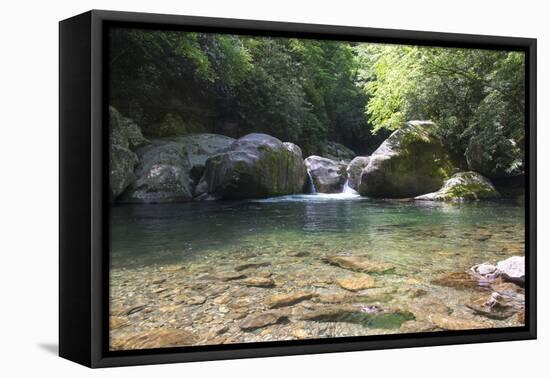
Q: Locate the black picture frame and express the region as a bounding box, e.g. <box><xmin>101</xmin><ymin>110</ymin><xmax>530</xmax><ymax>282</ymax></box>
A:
<box><xmin>59</xmin><ymin>9</ymin><xmax>537</xmax><ymax>368</ymax></box>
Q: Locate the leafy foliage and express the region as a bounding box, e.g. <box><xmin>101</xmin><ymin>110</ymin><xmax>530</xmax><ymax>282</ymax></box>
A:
<box><xmin>356</xmin><ymin>44</ymin><xmax>525</xmax><ymax>177</ymax></box>
<box><xmin>110</xmin><ymin>29</ymin><xmax>525</xmax><ymax>175</ymax></box>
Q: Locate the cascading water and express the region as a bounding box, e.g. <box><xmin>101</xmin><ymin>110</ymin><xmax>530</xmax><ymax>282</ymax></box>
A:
<box><xmin>341</xmin><ymin>179</ymin><xmax>358</xmax><ymax>195</ymax></box>
<box><xmin>306</xmin><ymin>171</ymin><xmax>317</xmax><ymax>194</ymax></box>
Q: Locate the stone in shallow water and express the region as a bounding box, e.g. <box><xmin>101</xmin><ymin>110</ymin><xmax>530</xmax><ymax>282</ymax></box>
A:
<box><xmin>429</xmin><ymin>314</ymin><xmax>487</xmax><ymax>330</ymax></box>
<box><xmin>216</xmin><ymin>272</ymin><xmax>247</xmax><ymax>281</ymax></box>
<box><xmin>327</xmin><ymin>255</ymin><xmax>395</xmax><ymax>274</ymax></box>
<box><xmin>475</xmin><ymin>263</ymin><xmax>498</xmax><ymax>276</ymax></box>
<box><xmin>111</xmin><ymin>328</ymin><xmax>198</xmax><ymax>350</ymax></box>
<box><xmin>491</xmin><ymin>278</ymin><xmax>523</xmax><ymax>295</ymax></box>
<box><xmin>265</xmin><ymin>292</ymin><xmax>318</xmax><ymax>308</ymax></box>
<box><xmin>175</xmin><ymin>294</ymin><xmax>206</xmax><ymax>305</ymax></box>
<box><xmin>430</xmin><ymin>272</ymin><xmax>480</xmax><ymax>290</ymax></box>
<box><xmin>400</xmin><ymin>320</ymin><xmax>438</xmax><ymax>333</ymax></box>
<box><xmin>109</xmin><ymin>316</ymin><xmax>129</xmax><ymax>330</ymax></box>
<box><xmin>239</xmin><ymin>312</ymin><xmax>287</xmax><ymax>331</ymax></box>
<box><xmin>234</xmin><ymin>262</ymin><xmax>271</xmax><ymax>272</ymax></box>
<box><xmin>466</xmin><ymin>293</ymin><xmax>517</xmax><ymax>320</ymax></box>
<box><xmin>126</xmin><ymin>304</ymin><xmax>147</xmax><ymax>315</ymax></box>
<box><xmin>496</xmin><ymin>256</ymin><xmax>525</xmax><ymax>284</ymax></box>
<box><xmin>299</xmin><ymin>305</ymin><xmax>414</xmax><ymax>330</ymax></box>
<box><xmin>298</xmin><ymin>304</ymin><xmax>358</xmax><ymax>321</ymax></box>
<box><xmin>336</xmin><ymin>276</ymin><xmax>376</xmax><ymax>291</ymax></box>
<box><xmin>240</xmin><ymin>277</ymin><xmax>275</xmax><ymax>288</ymax></box>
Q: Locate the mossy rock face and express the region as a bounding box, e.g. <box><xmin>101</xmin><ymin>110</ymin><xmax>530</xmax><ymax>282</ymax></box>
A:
<box><xmin>415</xmin><ymin>171</ymin><xmax>500</xmax><ymax>201</ymax></box>
<box><xmin>195</xmin><ymin>133</ymin><xmax>307</xmax><ymax>200</ymax></box>
<box><xmin>358</xmin><ymin>121</ymin><xmax>454</xmax><ymax>198</ymax></box>
<box><xmin>109</xmin><ymin>106</ymin><xmax>149</xmax><ymax>200</ymax></box>
<box><xmin>304</xmin><ymin>155</ymin><xmax>348</xmax><ymax>193</ymax></box>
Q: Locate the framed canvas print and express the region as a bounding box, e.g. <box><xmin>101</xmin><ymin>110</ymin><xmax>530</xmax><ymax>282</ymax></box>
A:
<box><xmin>59</xmin><ymin>10</ymin><xmax>536</xmax><ymax>368</ymax></box>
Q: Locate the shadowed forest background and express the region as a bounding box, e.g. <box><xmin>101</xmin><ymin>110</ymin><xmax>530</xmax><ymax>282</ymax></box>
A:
<box><xmin>109</xmin><ymin>29</ymin><xmax>525</xmax><ymax>178</ymax></box>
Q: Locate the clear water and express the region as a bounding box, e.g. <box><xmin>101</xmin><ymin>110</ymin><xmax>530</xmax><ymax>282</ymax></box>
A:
<box><xmin>109</xmin><ymin>195</ymin><xmax>525</xmax><ymax>348</ymax></box>
<box><xmin>111</xmin><ymin>196</ymin><xmax>524</xmax><ymax>271</ymax></box>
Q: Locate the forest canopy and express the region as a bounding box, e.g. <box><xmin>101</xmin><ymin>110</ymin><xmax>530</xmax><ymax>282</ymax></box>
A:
<box><xmin>109</xmin><ymin>28</ymin><xmax>525</xmax><ymax>177</ymax></box>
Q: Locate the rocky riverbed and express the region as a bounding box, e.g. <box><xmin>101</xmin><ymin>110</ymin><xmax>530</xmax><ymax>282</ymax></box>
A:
<box><xmin>109</xmin><ymin>200</ymin><xmax>525</xmax><ymax>350</ymax></box>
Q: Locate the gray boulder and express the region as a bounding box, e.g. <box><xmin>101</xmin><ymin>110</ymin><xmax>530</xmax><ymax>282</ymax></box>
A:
<box><xmin>109</xmin><ymin>106</ymin><xmax>148</xmax><ymax>200</ymax></box>
<box><xmin>496</xmin><ymin>256</ymin><xmax>525</xmax><ymax>284</ymax></box>
<box><xmin>415</xmin><ymin>171</ymin><xmax>500</xmax><ymax>201</ymax></box>
<box><xmin>305</xmin><ymin>156</ymin><xmax>348</xmax><ymax>193</ymax></box>
<box><xmin>325</xmin><ymin>141</ymin><xmax>356</xmax><ymax>161</ymax></box>
<box><xmin>120</xmin><ymin>134</ymin><xmax>234</xmax><ymax>203</ymax></box>
<box><xmin>195</xmin><ymin>133</ymin><xmax>307</xmax><ymax>200</ymax></box>
<box><xmin>471</xmin><ymin>256</ymin><xmax>524</xmax><ymax>285</ymax></box>
<box><xmin>358</xmin><ymin>121</ymin><xmax>454</xmax><ymax>198</ymax></box>
<box><xmin>347</xmin><ymin>156</ymin><xmax>370</xmax><ymax>191</ymax></box>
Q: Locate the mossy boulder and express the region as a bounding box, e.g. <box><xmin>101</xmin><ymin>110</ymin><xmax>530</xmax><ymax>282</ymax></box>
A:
<box><xmin>415</xmin><ymin>171</ymin><xmax>500</xmax><ymax>201</ymax></box>
<box><xmin>347</xmin><ymin>156</ymin><xmax>370</xmax><ymax>191</ymax></box>
<box><xmin>120</xmin><ymin>134</ymin><xmax>234</xmax><ymax>203</ymax></box>
<box><xmin>109</xmin><ymin>106</ymin><xmax>148</xmax><ymax>200</ymax></box>
<box><xmin>358</xmin><ymin>121</ymin><xmax>454</xmax><ymax>198</ymax></box>
<box><xmin>304</xmin><ymin>156</ymin><xmax>348</xmax><ymax>193</ymax></box>
<box><xmin>195</xmin><ymin>133</ymin><xmax>307</xmax><ymax>200</ymax></box>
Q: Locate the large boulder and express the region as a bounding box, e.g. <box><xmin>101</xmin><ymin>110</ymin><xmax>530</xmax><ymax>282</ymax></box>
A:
<box><xmin>415</xmin><ymin>171</ymin><xmax>500</xmax><ymax>201</ymax></box>
<box><xmin>195</xmin><ymin>133</ymin><xmax>307</xmax><ymax>200</ymax></box>
<box><xmin>305</xmin><ymin>156</ymin><xmax>348</xmax><ymax>193</ymax></box>
<box><xmin>325</xmin><ymin>141</ymin><xmax>356</xmax><ymax>161</ymax></box>
<box><xmin>120</xmin><ymin>134</ymin><xmax>235</xmax><ymax>203</ymax></box>
<box><xmin>358</xmin><ymin>121</ymin><xmax>454</xmax><ymax>198</ymax></box>
<box><xmin>347</xmin><ymin>156</ymin><xmax>370</xmax><ymax>191</ymax></box>
<box><xmin>109</xmin><ymin>106</ymin><xmax>148</xmax><ymax>200</ymax></box>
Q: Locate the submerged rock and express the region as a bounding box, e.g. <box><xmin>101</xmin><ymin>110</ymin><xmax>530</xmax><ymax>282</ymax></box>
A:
<box><xmin>111</xmin><ymin>328</ymin><xmax>198</xmax><ymax>350</ymax></box>
<box><xmin>358</xmin><ymin>121</ymin><xmax>454</xmax><ymax>198</ymax></box>
<box><xmin>234</xmin><ymin>262</ymin><xmax>271</xmax><ymax>272</ymax></box>
<box><xmin>265</xmin><ymin>292</ymin><xmax>318</xmax><ymax>308</ymax></box>
<box><xmin>327</xmin><ymin>255</ymin><xmax>395</xmax><ymax>274</ymax></box>
<box><xmin>336</xmin><ymin>276</ymin><xmax>376</xmax><ymax>291</ymax></box>
<box><xmin>430</xmin><ymin>272</ymin><xmax>480</xmax><ymax>290</ymax></box>
<box><xmin>429</xmin><ymin>314</ymin><xmax>487</xmax><ymax>330</ymax></box>
<box><xmin>299</xmin><ymin>304</ymin><xmax>414</xmax><ymax>330</ymax></box>
<box><xmin>196</xmin><ymin>133</ymin><xmax>307</xmax><ymax>199</ymax></box>
<box><xmin>304</xmin><ymin>155</ymin><xmax>348</xmax><ymax>193</ymax></box>
<box><xmin>239</xmin><ymin>312</ymin><xmax>287</xmax><ymax>331</ymax></box>
<box><xmin>466</xmin><ymin>292</ymin><xmax>517</xmax><ymax>320</ymax></box>
<box><xmin>347</xmin><ymin>156</ymin><xmax>370</xmax><ymax>190</ymax></box>
<box><xmin>120</xmin><ymin>133</ymin><xmax>234</xmax><ymax>203</ymax></box>
<box><xmin>109</xmin><ymin>106</ymin><xmax>149</xmax><ymax>200</ymax></box>
<box><xmin>239</xmin><ymin>277</ymin><xmax>275</xmax><ymax>288</ymax></box>
<box><xmin>415</xmin><ymin>171</ymin><xmax>500</xmax><ymax>201</ymax></box>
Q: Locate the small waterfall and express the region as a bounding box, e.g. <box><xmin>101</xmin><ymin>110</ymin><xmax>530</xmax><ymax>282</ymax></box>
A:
<box><xmin>306</xmin><ymin>171</ymin><xmax>317</xmax><ymax>194</ymax></box>
<box><xmin>341</xmin><ymin>179</ymin><xmax>358</xmax><ymax>195</ymax></box>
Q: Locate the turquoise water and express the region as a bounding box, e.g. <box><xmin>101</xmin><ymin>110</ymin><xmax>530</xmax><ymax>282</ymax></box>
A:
<box><xmin>109</xmin><ymin>195</ymin><xmax>525</xmax><ymax>348</ymax></box>
<box><xmin>111</xmin><ymin>195</ymin><xmax>524</xmax><ymax>271</ymax></box>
